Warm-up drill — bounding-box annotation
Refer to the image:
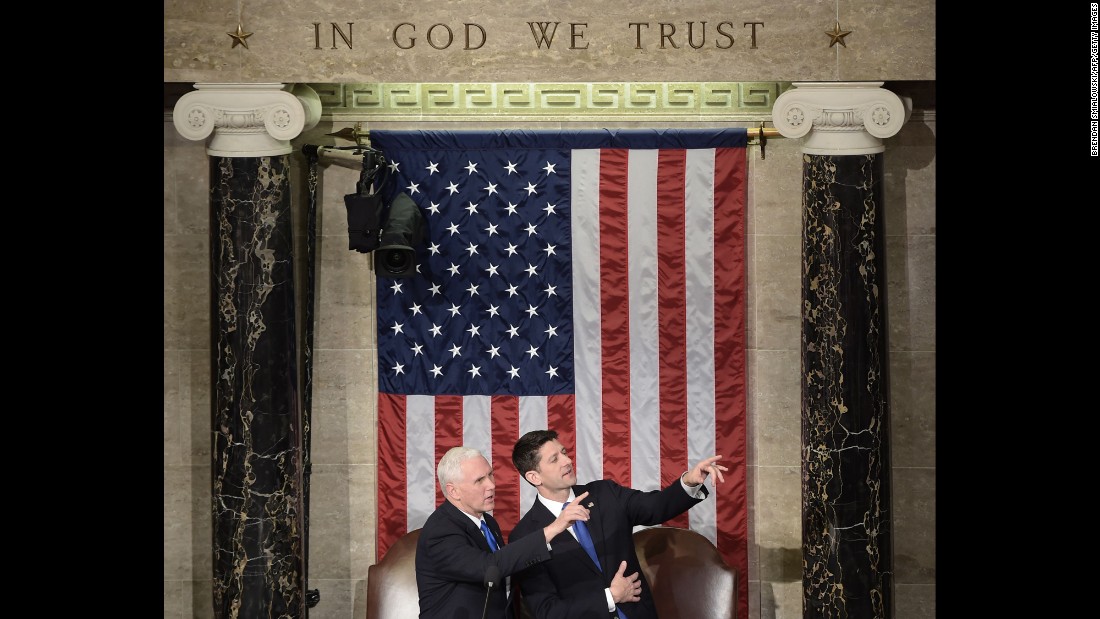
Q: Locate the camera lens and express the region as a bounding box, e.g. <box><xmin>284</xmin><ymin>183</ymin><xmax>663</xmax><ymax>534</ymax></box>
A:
<box><xmin>381</xmin><ymin>249</ymin><xmax>412</xmax><ymax>276</ymax></box>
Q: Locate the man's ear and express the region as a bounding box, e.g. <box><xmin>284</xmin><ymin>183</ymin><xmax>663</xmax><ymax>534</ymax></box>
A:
<box><xmin>524</xmin><ymin>470</ymin><xmax>540</xmax><ymax>487</ymax></box>
<box><xmin>445</xmin><ymin>482</ymin><xmax>458</xmax><ymax>500</ymax></box>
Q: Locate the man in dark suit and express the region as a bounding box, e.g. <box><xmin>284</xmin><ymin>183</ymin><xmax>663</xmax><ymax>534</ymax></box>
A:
<box><xmin>508</xmin><ymin>430</ymin><xmax>727</xmax><ymax>619</ymax></box>
<box><xmin>416</xmin><ymin>445</ymin><xmax>592</xmax><ymax>619</ymax></box>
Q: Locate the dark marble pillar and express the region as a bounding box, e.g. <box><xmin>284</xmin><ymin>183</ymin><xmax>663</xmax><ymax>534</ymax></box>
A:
<box><xmin>773</xmin><ymin>82</ymin><xmax>909</xmax><ymax>619</ymax></box>
<box><xmin>174</xmin><ymin>83</ymin><xmax>320</xmax><ymax>619</ymax></box>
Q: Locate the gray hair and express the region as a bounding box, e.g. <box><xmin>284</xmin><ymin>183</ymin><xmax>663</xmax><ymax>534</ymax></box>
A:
<box><xmin>437</xmin><ymin>446</ymin><xmax>486</xmax><ymax>493</ymax></box>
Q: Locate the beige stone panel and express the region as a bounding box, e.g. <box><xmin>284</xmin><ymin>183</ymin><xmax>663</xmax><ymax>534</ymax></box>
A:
<box><xmin>309</xmin><ymin>348</ymin><xmax>377</xmax><ymax>465</ymax></box>
<box><xmin>167</xmin><ymin>130</ymin><xmax>211</xmax><ymax>236</ymax></box>
<box><xmin>753</xmin><ymin>465</ymin><xmax>801</xmax><ymax>581</ymax></box>
<box><xmin>164</xmin><ymin>123</ymin><xmax>179</xmax><ymax>235</ymax></box>
<box><xmin>306</xmin><ymin>464</ymin><xmax>353</xmax><ymax>579</ymax></box>
<box><xmin>162</xmin><ymin>1</ymin><xmax>913</xmax><ymax>83</ymax></box>
<box><xmin>911</xmin><ymin>239</ymin><xmax>937</xmax><ymax>344</ymax></box>
<box><xmin>163</xmin><ymin>580</ymin><xmax>184</xmax><ymax>619</ymax></box>
<box><xmin>884</xmin><ymin>116</ymin><xmax>937</xmax><ymax>237</ymax></box>
<box><xmin>886</xmin><ymin>234</ymin><xmax>935</xmax><ymax>352</ymax></box>
<box><xmin>164</xmin><ymin>466</ymin><xmax>192</xmax><ymax>581</ymax></box>
<box><xmin>891</xmin><ymin>467</ymin><xmax>935</xmax><ymax>584</ymax></box>
<box><xmin>348</xmin><ymin>463</ymin><xmax>378</xmax><ymax>581</ymax></box>
<box><xmin>754</xmin><ymin>542</ymin><xmax>803</xmax><ymax>589</ymax></box>
<box><xmin>163</xmin><ymin>234</ymin><xmax>210</xmax><ymax>352</ymax></box>
<box><xmin>746</xmin><ymin>229</ymin><xmax>757</xmax><ymax>349</ymax></box>
<box><xmin>163</xmin><ymin>0</ymin><xmax>244</xmax><ymax>77</ymax></box>
<box><xmin>745</xmin><ymin>422</ymin><xmax>758</xmax><ymax>584</ymax></box>
<box><xmin>190</xmin><ymin>578</ymin><xmax>215</xmax><ymax>619</ymax></box>
<box><xmin>894</xmin><ymin>583</ymin><xmax>936</xmax><ymax>619</ymax></box>
<box><xmin>752</xmin><ymin>349</ymin><xmax>801</xmax><ymax>467</ymax></box>
<box><xmin>169</xmin><ymin>349</ymin><xmax>211</xmax><ymax>463</ymax></box>
<box><xmin>353</xmin><ymin>575</ymin><xmax>368</xmax><ymax>619</ymax></box>
<box><xmin>165</xmin><ymin>352</ymin><xmax>181</xmax><ymax>467</ymax></box>
<box><xmin>304</xmin><ymin>578</ymin><xmax>359</xmax><ymax>619</ymax></box>
<box><xmin>318</xmin><ymin>161</ymin><xmax>362</xmax><ymax>238</ymax></box>
<box><xmin>889</xmin><ymin>351</ymin><xmax>935</xmax><ymax>468</ymax></box>
<box><xmin>307</xmin><ymin>464</ymin><xmax>377</xmax><ymax>580</ymax></box>
<box><xmin>314</xmin><ymin>225</ymin><xmax>377</xmax><ymax>350</ymax></box>
<box><xmin>166</xmin><ymin>562</ymin><xmax>213</xmax><ymax>618</ymax></box>
<box><xmin>746</xmin><ymin>350</ymin><xmax>757</xmax><ymax>467</ymax></box>
<box><xmin>185</xmin><ymin>350</ymin><xmax>213</xmax><ymax>460</ymax></box>
<box><xmin>749</xmin><ymin>137</ymin><xmax>802</xmax><ymax>237</ymax></box>
<box><xmin>191</xmin><ymin>464</ymin><xmax>214</xmax><ymax>579</ymax></box>
<box><xmin>840</xmin><ymin>0</ymin><xmax>936</xmax><ymax>80</ymax></box>
<box><xmin>746</xmin><ymin>155</ymin><xmax>758</xmax><ymax>239</ymax></box>
<box><xmin>752</xmin><ymin>234</ymin><xmax>801</xmax><ymax>351</ymax></box>
<box><xmin>757</xmin><ymin>579</ymin><xmax>803</xmax><ymax>619</ymax></box>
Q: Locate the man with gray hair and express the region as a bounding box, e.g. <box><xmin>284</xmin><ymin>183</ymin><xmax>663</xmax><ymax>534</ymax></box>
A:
<box><xmin>416</xmin><ymin>446</ymin><xmax>593</xmax><ymax>619</ymax></box>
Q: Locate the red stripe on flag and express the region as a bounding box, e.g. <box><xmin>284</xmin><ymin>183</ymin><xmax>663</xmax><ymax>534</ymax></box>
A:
<box><xmin>598</xmin><ymin>149</ymin><xmax>631</xmax><ymax>485</ymax></box>
<box><xmin>435</xmin><ymin>396</ymin><xmax>463</xmax><ymax>508</ymax></box>
<box><xmin>656</xmin><ymin>149</ymin><xmax>691</xmax><ymax>530</ymax></box>
<box><xmin>712</xmin><ymin>147</ymin><xmax>749</xmax><ymax>619</ymax></box>
<box><xmin>491</xmin><ymin>395</ymin><xmax>520</xmax><ymax>538</ymax></box>
<box><xmin>377</xmin><ymin>393</ymin><xmax>407</xmax><ymax>559</ymax></box>
<box><xmin>547</xmin><ymin>394</ymin><xmax>576</xmax><ymax>465</ymax></box>
<box><xmin>547</xmin><ymin>398</ymin><xmax>576</xmax><ymax>455</ymax></box>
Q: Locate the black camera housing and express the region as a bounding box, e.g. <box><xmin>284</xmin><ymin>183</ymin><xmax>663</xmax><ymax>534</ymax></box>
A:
<box><xmin>343</xmin><ymin>192</ymin><xmax>384</xmax><ymax>253</ymax></box>
<box><xmin>375</xmin><ymin>192</ymin><xmax>424</xmax><ymax>278</ymax></box>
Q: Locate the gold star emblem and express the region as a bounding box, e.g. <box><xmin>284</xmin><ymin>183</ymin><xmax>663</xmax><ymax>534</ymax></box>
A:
<box><xmin>228</xmin><ymin>23</ymin><xmax>253</xmax><ymax>49</ymax></box>
<box><xmin>825</xmin><ymin>22</ymin><xmax>852</xmax><ymax>48</ymax></box>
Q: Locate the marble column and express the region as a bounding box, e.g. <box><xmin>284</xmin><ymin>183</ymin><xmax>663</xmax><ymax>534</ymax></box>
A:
<box><xmin>772</xmin><ymin>82</ymin><xmax>909</xmax><ymax>619</ymax></box>
<box><xmin>173</xmin><ymin>83</ymin><xmax>321</xmax><ymax>619</ymax></box>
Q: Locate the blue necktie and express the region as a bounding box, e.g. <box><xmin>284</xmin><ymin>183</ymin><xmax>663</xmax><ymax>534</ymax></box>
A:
<box><xmin>480</xmin><ymin>520</ymin><xmax>499</xmax><ymax>552</ymax></box>
<box><xmin>564</xmin><ymin>501</ymin><xmax>601</xmax><ymax>569</ymax></box>
<box><xmin>564</xmin><ymin>501</ymin><xmax>628</xmax><ymax>619</ymax></box>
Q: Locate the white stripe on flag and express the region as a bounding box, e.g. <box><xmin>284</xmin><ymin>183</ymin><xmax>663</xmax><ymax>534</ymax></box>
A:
<box><xmin>518</xmin><ymin>397</ymin><xmax>548</xmax><ymax>513</ymax></box>
<box><xmin>571</xmin><ymin>148</ymin><xmax>603</xmax><ymax>481</ymax></box>
<box><xmin>684</xmin><ymin>148</ymin><xmax>719</xmax><ymax>542</ymax></box>
<box><xmin>627</xmin><ymin>149</ymin><xmax>661</xmax><ymax>491</ymax></box>
<box><xmin>463</xmin><ymin>396</ymin><xmax>493</xmax><ymax>464</ymax></box>
<box><xmin>406</xmin><ymin>395</ymin><xmax>437</xmax><ymax>530</ymax></box>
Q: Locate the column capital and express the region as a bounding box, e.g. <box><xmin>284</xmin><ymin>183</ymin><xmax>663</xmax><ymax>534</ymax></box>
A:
<box><xmin>172</xmin><ymin>83</ymin><xmax>321</xmax><ymax>157</ymax></box>
<box><xmin>772</xmin><ymin>82</ymin><xmax>911</xmax><ymax>155</ymax></box>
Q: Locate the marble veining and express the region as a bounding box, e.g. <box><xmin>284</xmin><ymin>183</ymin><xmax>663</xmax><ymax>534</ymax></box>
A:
<box><xmin>210</xmin><ymin>155</ymin><xmax>305</xmax><ymax>618</ymax></box>
<box><xmin>800</xmin><ymin>153</ymin><xmax>892</xmax><ymax>618</ymax></box>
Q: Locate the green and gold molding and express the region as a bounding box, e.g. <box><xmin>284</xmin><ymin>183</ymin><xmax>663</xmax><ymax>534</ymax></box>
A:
<box><xmin>308</xmin><ymin>82</ymin><xmax>794</xmax><ymax>122</ymax></box>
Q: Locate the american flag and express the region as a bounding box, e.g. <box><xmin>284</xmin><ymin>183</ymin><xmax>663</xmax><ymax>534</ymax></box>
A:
<box><xmin>370</xmin><ymin>129</ymin><xmax>747</xmax><ymax>618</ymax></box>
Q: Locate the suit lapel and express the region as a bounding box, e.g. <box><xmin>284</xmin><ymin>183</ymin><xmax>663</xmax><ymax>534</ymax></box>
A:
<box><xmin>443</xmin><ymin>500</ymin><xmax>493</xmax><ymax>552</ymax></box>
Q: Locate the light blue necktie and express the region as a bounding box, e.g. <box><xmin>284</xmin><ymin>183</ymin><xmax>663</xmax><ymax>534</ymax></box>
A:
<box><xmin>564</xmin><ymin>501</ymin><xmax>628</xmax><ymax>619</ymax></box>
<box><xmin>480</xmin><ymin>519</ymin><xmax>499</xmax><ymax>552</ymax></box>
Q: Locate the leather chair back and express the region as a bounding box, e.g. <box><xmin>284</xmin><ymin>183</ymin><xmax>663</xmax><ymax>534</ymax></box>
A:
<box><xmin>365</xmin><ymin>528</ymin><xmax>422</xmax><ymax>619</ymax></box>
<box><xmin>633</xmin><ymin>526</ymin><xmax>737</xmax><ymax>619</ymax></box>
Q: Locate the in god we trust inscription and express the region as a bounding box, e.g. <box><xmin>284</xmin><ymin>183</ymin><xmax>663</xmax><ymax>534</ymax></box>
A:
<box><xmin>310</xmin><ymin>20</ymin><xmax>767</xmax><ymax>51</ymax></box>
